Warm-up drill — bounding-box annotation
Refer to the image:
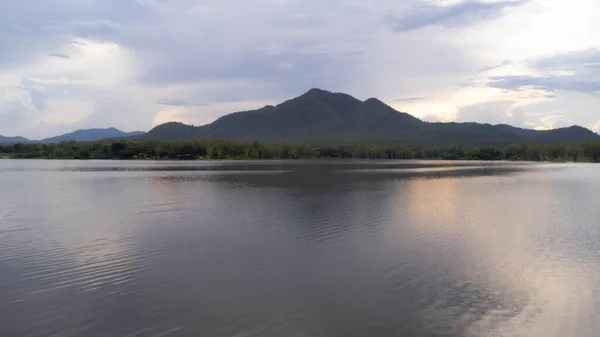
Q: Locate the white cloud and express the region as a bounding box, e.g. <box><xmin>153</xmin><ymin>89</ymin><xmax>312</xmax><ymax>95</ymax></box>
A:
<box><xmin>534</xmin><ymin>115</ymin><xmax>572</xmax><ymax>130</ymax></box>
<box><xmin>152</xmin><ymin>106</ymin><xmax>189</xmax><ymax>127</ymax></box>
<box><xmin>455</xmin><ymin>100</ymin><xmax>518</xmax><ymax>125</ymax></box>
<box><xmin>39</xmin><ymin>99</ymin><xmax>93</xmax><ymax>126</ymax></box>
<box><xmin>0</xmin><ymin>87</ymin><xmax>41</xmax><ymax>134</ymax></box>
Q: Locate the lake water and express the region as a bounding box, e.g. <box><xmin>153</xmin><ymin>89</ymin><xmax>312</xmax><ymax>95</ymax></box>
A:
<box><xmin>1</xmin><ymin>160</ymin><xmax>600</xmax><ymax>337</ymax></box>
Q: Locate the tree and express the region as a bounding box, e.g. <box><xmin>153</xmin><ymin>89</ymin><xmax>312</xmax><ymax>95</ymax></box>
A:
<box><xmin>111</xmin><ymin>142</ymin><xmax>126</xmax><ymax>153</ymax></box>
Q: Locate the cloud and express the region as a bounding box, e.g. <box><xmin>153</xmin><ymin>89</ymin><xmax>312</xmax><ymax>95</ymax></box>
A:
<box><xmin>534</xmin><ymin>115</ymin><xmax>572</xmax><ymax>130</ymax></box>
<box><xmin>0</xmin><ymin>0</ymin><xmax>599</xmax><ymax>139</ymax></box>
<box><xmin>500</xmin><ymin>91</ymin><xmax>600</xmax><ymax>131</ymax></box>
<box><xmin>278</xmin><ymin>61</ymin><xmax>295</xmax><ymax>70</ymax></box>
<box><xmin>151</xmin><ymin>100</ymin><xmax>275</xmax><ymax>128</ymax></box>
<box><xmin>48</xmin><ymin>53</ymin><xmax>70</xmax><ymax>59</ymax></box>
<box><xmin>478</xmin><ymin>60</ymin><xmax>512</xmax><ymax>72</ymax></box>
<box><xmin>0</xmin><ymin>88</ymin><xmax>40</xmax><ymax>133</ymax></box>
<box><xmin>156</xmin><ymin>99</ymin><xmax>210</xmax><ymax>107</ymax></box>
<box><xmin>38</xmin><ymin>99</ymin><xmax>93</xmax><ymax>126</ymax></box>
<box><xmin>530</xmin><ymin>48</ymin><xmax>600</xmax><ymax>70</ymax></box>
<box><xmin>390</xmin><ymin>0</ymin><xmax>527</xmax><ymax>32</ymax></box>
<box><xmin>453</xmin><ymin>99</ymin><xmax>589</xmax><ymax>131</ymax></box>
<box><xmin>455</xmin><ymin>100</ymin><xmax>525</xmax><ymax>126</ymax></box>
<box><xmin>487</xmin><ymin>75</ymin><xmax>600</xmax><ymax>93</ymax></box>
<box><xmin>486</xmin><ymin>49</ymin><xmax>600</xmax><ymax>93</ymax></box>
<box><xmin>152</xmin><ymin>106</ymin><xmax>190</xmax><ymax>127</ymax></box>
<box><xmin>591</xmin><ymin>121</ymin><xmax>600</xmax><ymax>133</ymax></box>
<box><xmin>394</xmin><ymin>97</ymin><xmax>427</xmax><ymax>103</ymax></box>
<box><xmin>421</xmin><ymin>114</ymin><xmax>444</xmax><ymax>122</ymax></box>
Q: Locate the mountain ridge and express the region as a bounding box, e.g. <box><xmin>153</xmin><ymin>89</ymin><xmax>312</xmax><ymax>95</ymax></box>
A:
<box><xmin>0</xmin><ymin>135</ymin><xmax>29</xmax><ymax>143</ymax></box>
<box><xmin>41</xmin><ymin>128</ymin><xmax>145</xmax><ymax>143</ymax></box>
<box><xmin>143</xmin><ymin>88</ymin><xmax>600</xmax><ymax>146</ymax></box>
<box><xmin>0</xmin><ymin>128</ymin><xmax>145</xmax><ymax>143</ymax></box>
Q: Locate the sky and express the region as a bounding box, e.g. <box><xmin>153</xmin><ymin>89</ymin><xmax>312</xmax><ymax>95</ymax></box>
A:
<box><xmin>1</xmin><ymin>0</ymin><xmax>599</xmax><ymax>139</ymax></box>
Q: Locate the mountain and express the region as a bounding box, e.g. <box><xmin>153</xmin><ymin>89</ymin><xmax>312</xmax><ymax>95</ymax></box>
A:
<box><xmin>41</xmin><ymin>128</ymin><xmax>145</xmax><ymax>143</ymax></box>
<box><xmin>0</xmin><ymin>135</ymin><xmax>29</xmax><ymax>143</ymax></box>
<box><xmin>0</xmin><ymin>128</ymin><xmax>145</xmax><ymax>144</ymax></box>
<box><xmin>147</xmin><ymin>88</ymin><xmax>426</xmax><ymax>143</ymax></box>
<box><xmin>144</xmin><ymin>88</ymin><xmax>600</xmax><ymax>146</ymax></box>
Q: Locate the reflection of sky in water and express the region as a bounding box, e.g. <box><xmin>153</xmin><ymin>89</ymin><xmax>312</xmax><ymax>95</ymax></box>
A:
<box><xmin>1</xmin><ymin>161</ymin><xmax>599</xmax><ymax>337</ymax></box>
<box><xmin>386</xmin><ymin>167</ymin><xmax>600</xmax><ymax>336</ymax></box>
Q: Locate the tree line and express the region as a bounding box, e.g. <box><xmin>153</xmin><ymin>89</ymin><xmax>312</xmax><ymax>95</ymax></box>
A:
<box><xmin>1</xmin><ymin>139</ymin><xmax>600</xmax><ymax>162</ymax></box>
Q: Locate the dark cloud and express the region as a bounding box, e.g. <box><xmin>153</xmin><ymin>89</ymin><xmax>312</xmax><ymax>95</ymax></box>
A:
<box><xmin>391</xmin><ymin>0</ymin><xmax>526</xmax><ymax>32</ymax></box>
<box><xmin>48</xmin><ymin>53</ymin><xmax>70</xmax><ymax>59</ymax></box>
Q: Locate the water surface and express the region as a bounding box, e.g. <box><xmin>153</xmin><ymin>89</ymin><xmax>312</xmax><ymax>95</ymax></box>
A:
<box><xmin>1</xmin><ymin>160</ymin><xmax>599</xmax><ymax>337</ymax></box>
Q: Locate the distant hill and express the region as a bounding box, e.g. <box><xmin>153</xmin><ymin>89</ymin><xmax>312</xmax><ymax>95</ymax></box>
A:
<box><xmin>1</xmin><ymin>128</ymin><xmax>145</xmax><ymax>144</ymax></box>
<box><xmin>42</xmin><ymin>128</ymin><xmax>145</xmax><ymax>143</ymax></box>
<box><xmin>144</xmin><ymin>88</ymin><xmax>600</xmax><ymax>146</ymax></box>
<box><xmin>0</xmin><ymin>135</ymin><xmax>30</xmax><ymax>143</ymax></box>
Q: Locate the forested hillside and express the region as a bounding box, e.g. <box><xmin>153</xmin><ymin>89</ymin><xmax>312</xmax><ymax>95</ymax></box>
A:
<box><xmin>144</xmin><ymin>89</ymin><xmax>600</xmax><ymax>146</ymax></box>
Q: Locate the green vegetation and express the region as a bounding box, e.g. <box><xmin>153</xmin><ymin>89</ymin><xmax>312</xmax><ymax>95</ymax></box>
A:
<box><xmin>143</xmin><ymin>89</ymin><xmax>600</xmax><ymax>146</ymax></box>
<box><xmin>2</xmin><ymin>139</ymin><xmax>600</xmax><ymax>162</ymax></box>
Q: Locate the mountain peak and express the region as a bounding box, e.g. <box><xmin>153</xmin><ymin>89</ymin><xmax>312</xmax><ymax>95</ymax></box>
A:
<box><xmin>565</xmin><ymin>125</ymin><xmax>589</xmax><ymax>131</ymax></box>
<box><xmin>363</xmin><ymin>97</ymin><xmax>385</xmax><ymax>105</ymax></box>
<box><xmin>304</xmin><ymin>88</ymin><xmax>332</xmax><ymax>96</ymax></box>
<box><xmin>296</xmin><ymin>88</ymin><xmax>357</xmax><ymax>101</ymax></box>
<box><xmin>278</xmin><ymin>88</ymin><xmax>362</xmax><ymax>110</ymax></box>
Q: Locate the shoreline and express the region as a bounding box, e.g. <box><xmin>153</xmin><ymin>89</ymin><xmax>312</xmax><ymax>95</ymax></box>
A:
<box><xmin>0</xmin><ymin>156</ymin><xmax>587</xmax><ymax>163</ymax></box>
